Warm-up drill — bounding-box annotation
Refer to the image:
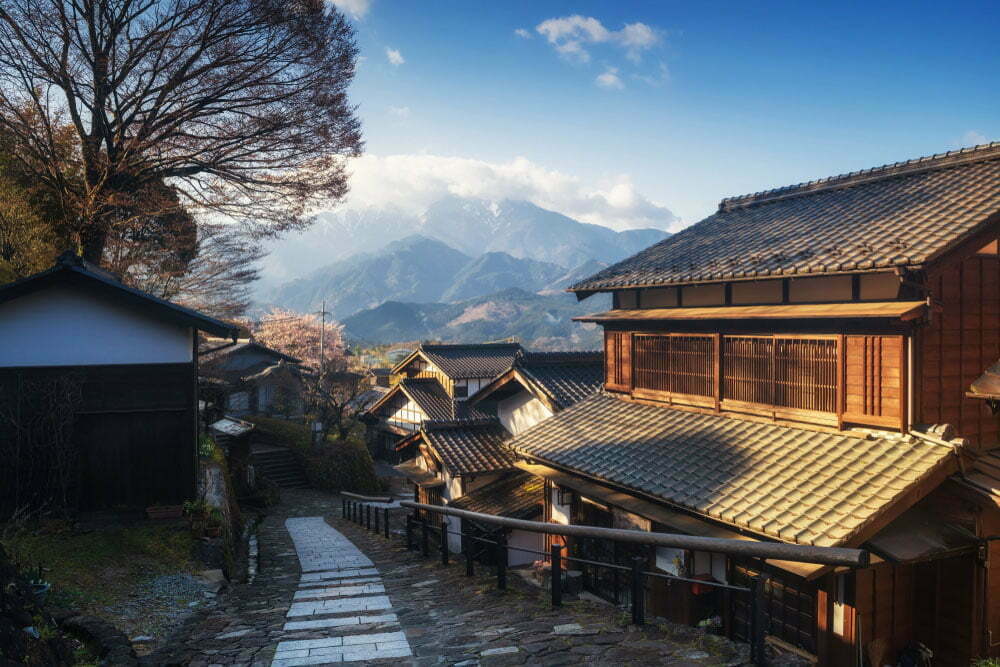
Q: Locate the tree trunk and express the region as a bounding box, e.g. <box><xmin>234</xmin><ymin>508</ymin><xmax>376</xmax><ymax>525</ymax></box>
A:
<box><xmin>80</xmin><ymin>225</ymin><xmax>107</xmax><ymax>265</ymax></box>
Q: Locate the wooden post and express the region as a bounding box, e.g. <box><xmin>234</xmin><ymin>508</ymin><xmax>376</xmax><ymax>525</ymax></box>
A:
<box><xmin>750</xmin><ymin>574</ymin><xmax>770</xmax><ymax>666</ymax></box>
<box><xmin>374</xmin><ymin>506</ymin><xmax>380</xmax><ymax>533</ymax></box>
<box><xmin>421</xmin><ymin>519</ymin><xmax>429</xmax><ymax>557</ymax></box>
<box><xmin>495</xmin><ymin>530</ymin><xmax>507</xmax><ymax>591</ymax></box>
<box><xmin>631</xmin><ymin>556</ymin><xmax>645</xmax><ymax>626</ymax></box>
<box><xmin>384</xmin><ymin>508</ymin><xmax>390</xmax><ymax>539</ymax></box>
<box><xmin>341</xmin><ymin>497</ymin><xmax>346</xmax><ymax>518</ymax></box>
<box><xmin>440</xmin><ymin>519</ymin><xmax>449</xmax><ymax>566</ymax></box>
<box><xmin>551</xmin><ymin>543</ymin><xmax>563</xmax><ymax>607</ymax></box>
<box><xmin>465</xmin><ymin>540</ymin><xmax>474</xmax><ymax>577</ymax></box>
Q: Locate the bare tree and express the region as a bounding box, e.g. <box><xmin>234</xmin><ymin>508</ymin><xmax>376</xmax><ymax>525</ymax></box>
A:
<box><xmin>304</xmin><ymin>369</ymin><xmax>366</xmax><ymax>442</ymax></box>
<box><xmin>0</xmin><ymin>0</ymin><xmax>362</xmax><ymax>263</ymax></box>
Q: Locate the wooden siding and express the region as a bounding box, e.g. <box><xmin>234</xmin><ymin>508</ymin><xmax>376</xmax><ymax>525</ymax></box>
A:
<box><xmin>853</xmin><ymin>555</ymin><xmax>978</xmax><ymax>667</ymax></box>
<box><xmin>843</xmin><ymin>335</ymin><xmax>906</xmax><ymax>430</ymax></box>
<box><xmin>604</xmin><ymin>331</ymin><xmax>632</xmax><ymax>392</ymax></box>
<box><xmin>921</xmin><ymin>248</ymin><xmax>1000</xmax><ymax>448</ymax></box>
<box><xmin>0</xmin><ymin>363</ymin><xmax>196</xmax><ymax>511</ymax></box>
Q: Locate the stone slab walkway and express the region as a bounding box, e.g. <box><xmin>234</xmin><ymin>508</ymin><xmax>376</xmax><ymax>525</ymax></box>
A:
<box><xmin>148</xmin><ymin>490</ymin><xmax>751</xmax><ymax>666</ymax></box>
<box><xmin>271</xmin><ymin>517</ymin><xmax>413</xmax><ymax>665</ymax></box>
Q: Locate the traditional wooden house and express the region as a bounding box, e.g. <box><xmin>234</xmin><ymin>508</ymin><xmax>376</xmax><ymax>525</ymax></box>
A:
<box><xmin>394</xmin><ymin>422</ymin><xmax>516</xmax><ymax>553</ymax></box>
<box><xmin>364</xmin><ymin>342</ymin><xmax>521</xmax><ymax>459</ymax></box>
<box><xmin>0</xmin><ymin>252</ymin><xmax>237</xmax><ymax>512</ymax></box>
<box><xmin>508</xmin><ymin>143</ymin><xmax>1000</xmax><ymax>665</ymax></box>
<box><xmin>468</xmin><ymin>351</ymin><xmax>604</xmax><ymax>435</ymax></box>
<box><xmin>200</xmin><ymin>340</ymin><xmax>305</xmax><ymax>417</ymax></box>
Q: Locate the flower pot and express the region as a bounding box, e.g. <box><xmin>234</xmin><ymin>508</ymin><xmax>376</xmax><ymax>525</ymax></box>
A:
<box><xmin>146</xmin><ymin>505</ymin><xmax>183</xmax><ymax>520</ymax></box>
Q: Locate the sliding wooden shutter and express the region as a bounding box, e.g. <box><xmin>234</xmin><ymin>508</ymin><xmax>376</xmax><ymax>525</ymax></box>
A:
<box><xmin>843</xmin><ymin>335</ymin><xmax>906</xmax><ymax>430</ymax></box>
<box><xmin>604</xmin><ymin>331</ymin><xmax>632</xmax><ymax>392</ymax></box>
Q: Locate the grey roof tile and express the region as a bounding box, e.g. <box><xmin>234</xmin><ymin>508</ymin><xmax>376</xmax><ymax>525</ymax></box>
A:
<box><xmin>423</xmin><ymin>423</ymin><xmax>516</xmax><ymax>476</ymax></box>
<box><xmin>512</xmin><ymin>393</ymin><xmax>953</xmax><ymax>547</ymax></box>
<box><xmin>572</xmin><ymin>142</ymin><xmax>1000</xmax><ymax>292</ymax></box>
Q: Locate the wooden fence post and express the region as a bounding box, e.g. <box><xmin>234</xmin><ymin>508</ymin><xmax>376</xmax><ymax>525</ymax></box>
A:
<box><xmin>495</xmin><ymin>530</ymin><xmax>507</xmax><ymax>591</ymax></box>
<box><xmin>751</xmin><ymin>574</ymin><xmax>770</xmax><ymax>666</ymax></box>
<box><xmin>440</xmin><ymin>519</ymin><xmax>449</xmax><ymax>566</ymax></box>
<box><xmin>384</xmin><ymin>508</ymin><xmax>390</xmax><ymax>539</ymax></box>
<box><xmin>551</xmin><ymin>543</ymin><xmax>562</xmax><ymax>607</ymax></box>
<box><xmin>421</xmin><ymin>519</ymin><xmax>429</xmax><ymax>558</ymax></box>
<box><xmin>631</xmin><ymin>556</ymin><xmax>645</xmax><ymax>626</ymax></box>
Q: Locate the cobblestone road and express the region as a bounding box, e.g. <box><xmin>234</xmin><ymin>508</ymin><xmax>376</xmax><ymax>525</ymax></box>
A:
<box><xmin>149</xmin><ymin>490</ymin><xmax>750</xmax><ymax>666</ymax></box>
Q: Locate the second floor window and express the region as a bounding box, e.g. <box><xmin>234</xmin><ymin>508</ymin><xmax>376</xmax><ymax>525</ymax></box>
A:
<box><xmin>722</xmin><ymin>336</ymin><xmax>837</xmax><ymax>413</ymax></box>
<box><xmin>633</xmin><ymin>334</ymin><xmax>714</xmax><ymax>398</ymax></box>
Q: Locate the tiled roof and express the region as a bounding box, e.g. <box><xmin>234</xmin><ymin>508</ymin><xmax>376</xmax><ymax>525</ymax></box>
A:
<box><xmin>571</xmin><ymin>142</ymin><xmax>1000</xmax><ymax>291</ymax></box>
<box><xmin>423</xmin><ymin>422</ymin><xmax>515</xmax><ymax>476</ymax></box>
<box><xmin>418</xmin><ymin>343</ymin><xmax>522</xmax><ymax>379</ymax></box>
<box><xmin>401</xmin><ymin>378</ymin><xmax>493</xmax><ymax>423</ymax></box>
<box><xmin>512</xmin><ymin>393</ymin><xmax>955</xmax><ymax>547</ymax></box>
<box><xmin>449</xmin><ymin>471</ymin><xmax>544</xmax><ymax>520</ymax></box>
<box><xmin>969</xmin><ymin>360</ymin><xmax>1000</xmax><ymax>399</ymax></box>
<box><xmin>518</xmin><ymin>352</ymin><xmax>603</xmax><ymax>409</ymax></box>
<box><xmin>200</xmin><ymin>341</ymin><xmax>301</xmax><ymax>366</ymax></box>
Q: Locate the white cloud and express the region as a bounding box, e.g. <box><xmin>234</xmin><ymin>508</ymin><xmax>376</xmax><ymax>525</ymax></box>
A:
<box><xmin>534</xmin><ymin>15</ymin><xmax>659</xmax><ymax>63</ymax></box>
<box><xmin>329</xmin><ymin>0</ymin><xmax>371</xmax><ymax>20</ymax></box>
<box><xmin>961</xmin><ymin>130</ymin><xmax>989</xmax><ymax>147</ymax></box>
<box><xmin>385</xmin><ymin>47</ymin><xmax>405</xmax><ymax>66</ymax></box>
<box><xmin>336</xmin><ymin>154</ymin><xmax>680</xmax><ymax>232</ymax></box>
<box><xmin>633</xmin><ymin>61</ymin><xmax>670</xmax><ymax>87</ymax></box>
<box><xmin>387</xmin><ymin>105</ymin><xmax>410</xmax><ymax>120</ymax></box>
<box><xmin>595</xmin><ymin>67</ymin><xmax>624</xmax><ymax>90</ymax></box>
<box><xmin>514</xmin><ymin>28</ymin><xmax>532</xmax><ymax>39</ymax></box>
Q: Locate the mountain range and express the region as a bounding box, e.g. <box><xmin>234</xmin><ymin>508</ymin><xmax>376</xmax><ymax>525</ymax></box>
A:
<box><xmin>260</xmin><ymin>196</ymin><xmax>670</xmax><ymax>348</ymax></box>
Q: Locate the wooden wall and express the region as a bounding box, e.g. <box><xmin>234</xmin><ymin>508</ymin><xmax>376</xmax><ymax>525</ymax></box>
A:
<box><xmin>851</xmin><ymin>555</ymin><xmax>978</xmax><ymax>667</ymax></box>
<box><xmin>921</xmin><ymin>243</ymin><xmax>1000</xmax><ymax>447</ymax></box>
<box><xmin>843</xmin><ymin>335</ymin><xmax>905</xmax><ymax>430</ymax></box>
<box><xmin>0</xmin><ymin>363</ymin><xmax>196</xmax><ymax>511</ymax></box>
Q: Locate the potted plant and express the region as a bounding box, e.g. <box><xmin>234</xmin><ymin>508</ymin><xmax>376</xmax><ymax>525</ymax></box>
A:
<box><xmin>146</xmin><ymin>503</ymin><xmax>183</xmax><ymax>520</ymax></box>
<box><xmin>204</xmin><ymin>508</ymin><xmax>225</xmax><ymax>538</ymax></box>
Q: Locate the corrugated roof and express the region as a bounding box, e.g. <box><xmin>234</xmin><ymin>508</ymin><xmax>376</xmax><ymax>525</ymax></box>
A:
<box><xmin>423</xmin><ymin>422</ymin><xmax>515</xmax><ymax>476</ymax></box>
<box><xmin>512</xmin><ymin>393</ymin><xmax>955</xmax><ymax>547</ymax></box>
<box><xmin>571</xmin><ymin>142</ymin><xmax>1000</xmax><ymax>292</ymax></box>
<box><xmin>417</xmin><ymin>342</ymin><xmax>522</xmax><ymax>379</ymax></box>
<box><xmin>449</xmin><ymin>471</ymin><xmax>544</xmax><ymax>520</ymax></box>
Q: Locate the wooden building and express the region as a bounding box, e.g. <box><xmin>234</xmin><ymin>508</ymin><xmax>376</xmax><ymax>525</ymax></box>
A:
<box><xmin>200</xmin><ymin>340</ymin><xmax>305</xmax><ymax>418</ymax></box>
<box><xmin>364</xmin><ymin>342</ymin><xmax>521</xmax><ymax>460</ymax></box>
<box><xmin>0</xmin><ymin>253</ymin><xmax>237</xmax><ymax>512</ymax></box>
<box><xmin>508</xmin><ymin>143</ymin><xmax>1000</xmax><ymax>665</ymax></box>
<box><xmin>468</xmin><ymin>351</ymin><xmax>603</xmax><ymax>435</ymax></box>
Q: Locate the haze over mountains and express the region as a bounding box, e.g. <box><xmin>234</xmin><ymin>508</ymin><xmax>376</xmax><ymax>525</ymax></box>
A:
<box><xmin>260</xmin><ymin>196</ymin><xmax>670</xmax><ymax>348</ymax></box>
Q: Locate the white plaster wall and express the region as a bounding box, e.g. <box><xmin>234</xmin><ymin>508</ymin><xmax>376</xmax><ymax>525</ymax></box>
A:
<box><xmin>549</xmin><ymin>486</ymin><xmax>571</xmax><ymax>525</ymax></box>
<box><xmin>0</xmin><ymin>285</ymin><xmax>192</xmax><ymax>367</ymax></box>
<box><xmin>498</xmin><ymin>391</ymin><xmax>554</xmax><ymax>435</ymax></box>
<box><xmin>508</xmin><ymin>529</ymin><xmax>544</xmax><ymax>567</ymax></box>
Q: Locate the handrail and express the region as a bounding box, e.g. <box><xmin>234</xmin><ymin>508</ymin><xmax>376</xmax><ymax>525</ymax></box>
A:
<box><xmin>401</xmin><ymin>500</ymin><xmax>868</xmax><ymax>568</ymax></box>
<box><xmin>342</xmin><ymin>491</ymin><xmax>394</xmax><ymax>503</ymax></box>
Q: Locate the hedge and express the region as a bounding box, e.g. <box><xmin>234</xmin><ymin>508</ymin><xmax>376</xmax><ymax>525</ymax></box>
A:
<box><xmin>246</xmin><ymin>417</ymin><xmax>383</xmax><ymax>495</ymax></box>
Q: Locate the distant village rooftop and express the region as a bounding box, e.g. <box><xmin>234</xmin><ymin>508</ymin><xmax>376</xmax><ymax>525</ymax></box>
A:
<box><xmin>570</xmin><ymin>141</ymin><xmax>1000</xmax><ymax>294</ymax></box>
<box><xmin>392</xmin><ymin>342</ymin><xmax>522</xmax><ymax>379</ymax></box>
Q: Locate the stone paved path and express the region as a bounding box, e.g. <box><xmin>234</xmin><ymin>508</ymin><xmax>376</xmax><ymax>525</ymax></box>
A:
<box><xmin>150</xmin><ymin>490</ymin><xmax>751</xmax><ymax>666</ymax></box>
<box><xmin>270</xmin><ymin>517</ymin><xmax>413</xmax><ymax>665</ymax></box>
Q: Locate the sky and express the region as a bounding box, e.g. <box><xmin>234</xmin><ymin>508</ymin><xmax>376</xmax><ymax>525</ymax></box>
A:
<box><xmin>326</xmin><ymin>0</ymin><xmax>1000</xmax><ymax>231</ymax></box>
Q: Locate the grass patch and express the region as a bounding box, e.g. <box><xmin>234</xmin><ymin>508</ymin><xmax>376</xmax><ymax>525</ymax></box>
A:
<box><xmin>3</xmin><ymin>522</ymin><xmax>196</xmax><ymax>611</ymax></box>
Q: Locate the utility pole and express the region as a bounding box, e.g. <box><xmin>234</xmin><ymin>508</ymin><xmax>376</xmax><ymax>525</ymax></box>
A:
<box><xmin>318</xmin><ymin>300</ymin><xmax>327</xmax><ymax>375</ymax></box>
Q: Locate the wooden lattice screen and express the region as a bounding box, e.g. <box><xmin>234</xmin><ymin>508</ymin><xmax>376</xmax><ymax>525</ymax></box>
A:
<box><xmin>604</xmin><ymin>331</ymin><xmax>632</xmax><ymax>391</ymax></box>
<box><xmin>633</xmin><ymin>334</ymin><xmax>714</xmax><ymax>398</ymax></box>
<box><xmin>723</xmin><ymin>336</ymin><xmax>837</xmax><ymax>413</ymax></box>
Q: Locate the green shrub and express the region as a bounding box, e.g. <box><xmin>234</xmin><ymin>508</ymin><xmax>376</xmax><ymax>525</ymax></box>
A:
<box><xmin>245</xmin><ymin>416</ymin><xmax>382</xmax><ymax>495</ymax></box>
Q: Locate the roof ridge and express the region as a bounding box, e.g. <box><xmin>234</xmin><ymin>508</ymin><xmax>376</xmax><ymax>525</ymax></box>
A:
<box><xmin>422</xmin><ymin>342</ymin><xmax>521</xmax><ymax>351</ymax></box>
<box><xmin>719</xmin><ymin>141</ymin><xmax>1000</xmax><ymax>211</ymax></box>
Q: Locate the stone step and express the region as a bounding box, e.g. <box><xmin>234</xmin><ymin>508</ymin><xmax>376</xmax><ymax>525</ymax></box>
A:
<box><xmin>287</xmin><ymin>595</ymin><xmax>393</xmax><ymax>618</ymax></box>
<box><xmin>299</xmin><ymin>568</ymin><xmax>380</xmax><ymax>583</ymax></box>
<box><xmin>297</xmin><ymin>576</ymin><xmax>383</xmax><ymax>590</ymax></box>
<box><xmin>282</xmin><ymin>613</ymin><xmax>399</xmax><ymax>633</ymax></box>
<box><xmin>293</xmin><ymin>583</ymin><xmax>385</xmax><ymax>601</ymax></box>
<box><xmin>272</xmin><ymin>631</ymin><xmax>412</xmax><ymax>666</ymax></box>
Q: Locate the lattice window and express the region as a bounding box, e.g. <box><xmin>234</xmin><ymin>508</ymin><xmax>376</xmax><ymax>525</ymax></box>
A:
<box><xmin>633</xmin><ymin>334</ymin><xmax>714</xmax><ymax>397</ymax></box>
<box><xmin>723</xmin><ymin>336</ymin><xmax>837</xmax><ymax>413</ymax></box>
<box><xmin>604</xmin><ymin>331</ymin><xmax>632</xmax><ymax>391</ymax></box>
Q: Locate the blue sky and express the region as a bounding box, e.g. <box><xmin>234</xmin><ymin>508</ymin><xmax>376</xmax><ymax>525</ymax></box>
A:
<box><xmin>330</xmin><ymin>0</ymin><xmax>1000</xmax><ymax>228</ymax></box>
